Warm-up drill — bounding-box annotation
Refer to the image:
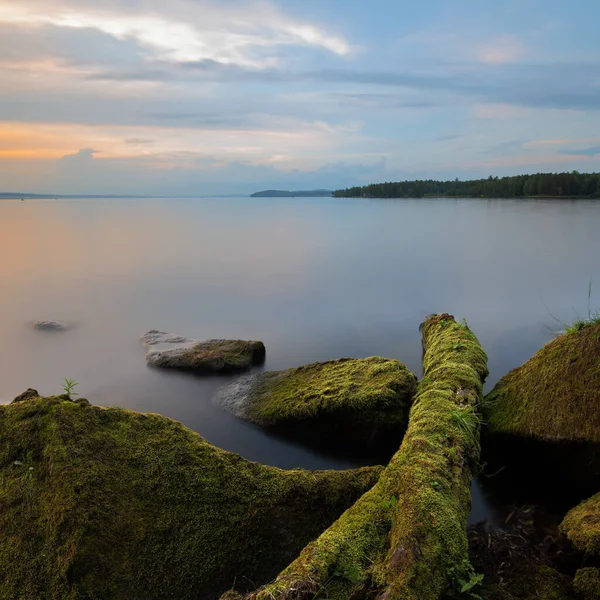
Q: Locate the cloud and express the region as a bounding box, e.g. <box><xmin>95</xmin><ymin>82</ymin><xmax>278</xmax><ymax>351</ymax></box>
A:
<box><xmin>82</xmin><ymin>60</ymin><xmax>600</xmax><ymax>113</ymax></box>
<box><xmin>560</xmin><ymin>145</ymin><xmax>600</xmax><ymax>157</ymax></box>
<box><xmin>61</xmin><ymin>148</ymin><xmax>100</xmax><ymax>162</ymax></box>
<box><xmin>435</xmin><ymin>134</ymin><xmax>462</xmax><ymax>142</ymax></box>
<box><xmin>476</xmin><ymin>35</ymin><xmax>525</xmax><ymax>65</ymax></box>
<box><xmin>0</xmin><ymin>0</ymin><xmax>351</xmax><ymax>69</ymax></box>
<box><xmin>125</xmin><ymin>139</ymin><xmax>155</xmax><ymax>146</ymax></box>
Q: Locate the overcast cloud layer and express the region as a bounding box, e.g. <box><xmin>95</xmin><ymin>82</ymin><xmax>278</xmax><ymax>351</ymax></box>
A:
<box><xmin>0</xmin><ymin>0</ymin><xmax>599</xmax><ymax>194</ymax></box>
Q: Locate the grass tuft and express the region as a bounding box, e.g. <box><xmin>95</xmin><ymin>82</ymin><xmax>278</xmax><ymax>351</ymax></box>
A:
<box><xmin>450</xmin><ymin>409</ymin><xmax>484</xmax><ymax>445</ymax></box>
<box><xmin>565</xmin><ymin>312</ymin><xmax>600</xmax><ymax>334</ymax></box>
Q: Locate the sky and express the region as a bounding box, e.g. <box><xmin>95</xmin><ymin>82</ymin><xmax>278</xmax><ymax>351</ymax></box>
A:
<box><xmin>0</xmin><ymin>0</ymin><xmax>599</xmax><ymax>195</ymax></box>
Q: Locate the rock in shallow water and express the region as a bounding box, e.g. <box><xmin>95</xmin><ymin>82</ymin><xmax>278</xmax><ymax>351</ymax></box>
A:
<box><xmin>484</xmin><ymin>322</ymin><xmax>600</xmax><ymax>444</ymax></box>
<box><xmin>215</xmin><ymin>357</ymin><xmax>417</xmax><ymax>440</ymax></box>
<box><xmin>214</xmin><ymin>357</ymin><xmax>417</xmax><ymax>446</ymax></box>
<box><xmin>31</xmin><ymin>320</ymin><xmax>69</xmax><ymax>331</ymax></box>
<box><xmin>141</xmin><ymin>330</ymin><xmax>265</xmax><ymax>373</ymax></box>
<box><xmin>482</xmin><ymin>322</ymin><xmax>600</xmax><ymax>491</ymax></box>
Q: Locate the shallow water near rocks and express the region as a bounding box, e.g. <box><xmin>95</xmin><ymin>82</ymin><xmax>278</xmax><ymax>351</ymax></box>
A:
<box><xmin>1</xmin><ymin>196</ymin><xmax>599</xmax><ymax>520</ymax></box>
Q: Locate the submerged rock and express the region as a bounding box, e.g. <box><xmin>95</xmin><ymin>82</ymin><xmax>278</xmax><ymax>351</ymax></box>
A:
<box><xmin>0</xmin><ymin>394</ymin><xmax>380</xmax><ymax>600</ymax></box>
<box><xmin>31</xmin><ymin>320</ymin><xmax>69</xmax><ymax>331</ymax></box>
<box><xmin>483</xmin><ymin>323</ymin><xmax>600</xmax><ymax>490</ymax></box>
<box><xmin>215</xmin><ymin>357</ymin><xmax>417</xmax><ymax>447</ymax></box>
<box><xmin>222</xmin><ymin>314</ymin><xmax>489</xmax><ymax>600</ymax></box>
<box><xmin>141</xmin><ymin>330</ymin><xmax>265</xmax><ymax>373</ymax></box>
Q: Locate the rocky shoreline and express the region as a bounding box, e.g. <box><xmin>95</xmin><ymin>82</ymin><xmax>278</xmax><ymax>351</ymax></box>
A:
<box><xmin>1</xmin><ymin>315</ymin><xmax>599</xmax><ymax>599</ymax></box>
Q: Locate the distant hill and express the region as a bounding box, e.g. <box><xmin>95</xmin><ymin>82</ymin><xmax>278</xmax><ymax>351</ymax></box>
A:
<box><xmin>250</xmin><ymin>189</ymin><xmax>333</xmax><ymax>198</ymax></box>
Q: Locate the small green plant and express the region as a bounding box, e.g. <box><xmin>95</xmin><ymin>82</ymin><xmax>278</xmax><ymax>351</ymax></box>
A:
<box><xmin>453</xmin><ymin>340</ymin><xmax>462</xmax><ymax>351</ymax></box>
<box><xmin>62</xmin><ymin>378</ymin><xmax>79</xmax><ymax>399</ymax></box>
<box><xmin>382</xmin><ymin>495</ymin><xmax>397</xmax><ymax>510</ymax></box>
<box><xmin>312</xmin><ymin>563</ymin><xmax>362</xmax><ymax>599</ymax></box>
<box><xmin>447</xmin><ymin>559</ymin><xmax>484</xmax><ymax>599</ymax></box>
<box><xmin>343</xmin><ymin>563</ymin><xmax>361</xmax><ymax>585</ymax></box>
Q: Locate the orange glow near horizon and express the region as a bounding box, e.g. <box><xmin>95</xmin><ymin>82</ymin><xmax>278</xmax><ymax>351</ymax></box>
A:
<box><xmin>0</xmin><ymin>120</ymin><xmax>343</xmax><ymax>169</ymax></box>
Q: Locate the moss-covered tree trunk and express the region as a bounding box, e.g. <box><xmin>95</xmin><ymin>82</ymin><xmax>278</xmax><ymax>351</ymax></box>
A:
<box><xmin>222</xmin><ymin>314</ymin><xmax>488</xmax><ymax>600</ymax></box>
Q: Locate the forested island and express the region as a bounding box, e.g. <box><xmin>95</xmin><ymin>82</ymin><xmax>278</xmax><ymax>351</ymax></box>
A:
<box><xmin>334</xmin><ymin>171</ymin><xmax>600</xmax><ymax>198</ymax></box>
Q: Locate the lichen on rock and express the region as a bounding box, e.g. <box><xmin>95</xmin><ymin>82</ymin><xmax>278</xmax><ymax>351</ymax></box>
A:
<box><xmin>141</xmin><ymin>329</ymin><xmax>266</xmax><ymax>373</ymax></box>
<box><xmin>215</xmin><ymin>357</ymin><xmax>417</xmax><ymax>446</ymax></box>
<box><xmin>0</xmin><ymin>393</ymin><xmax>380</xmax><ymax>600</ymax></box>
<box><xmin>221</xmin><ymin>314</ymin><xmax>488</xmax><ymax>600</ymax></box>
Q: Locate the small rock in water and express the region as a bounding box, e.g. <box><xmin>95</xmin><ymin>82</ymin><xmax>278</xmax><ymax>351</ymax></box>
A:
<box><xmin>141</xmin><ymin>330</ymin><xmax>265</xmax><ymax>374</ymax></box>
<box><xmin>31</xmin><ymin>320</ymin><xmax>69</xmax><ymax>331</ymax></box>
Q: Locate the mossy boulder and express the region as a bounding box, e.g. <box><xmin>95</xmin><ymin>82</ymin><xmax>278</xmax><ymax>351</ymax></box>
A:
<box><xmin>484</xmin><ymin>323</ymin><xmax>600</xmax><ymax>443</ymax></box>
<box><xmin>222</xmin><ymin>314</ymin><xmax>488</xmax><ymax>600</ymax></box>
<box><xmin>0</xmin><ymin>393</ymin><xmax>381</xmax><ymax>600</ymax></box>
<box><xmin>215</xmin><ymin>357</ymin><xmax>417</xmax><ymax>448</ymax></box>
<box><xmin>574</xmin><ymin>568</ymin><xmax>600</xmax><ymax>599</ymax></box>
<box><xmin>142</xmin><ymin>330</ymin><xmax>266</xmax><ymax>373</ymax></box>
<box><xmin>483</xmin><ymin>323</ymin><xmax>600</xmax><ymax>490</ymax></box>
<box><xmin>560</xmin><ymin>492</ymin><xmax>600</xmax><ymax>555</ymax></box>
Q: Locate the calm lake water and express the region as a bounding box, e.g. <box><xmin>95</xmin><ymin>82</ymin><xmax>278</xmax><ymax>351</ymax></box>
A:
<box><xmin>1</xmin><ymin>196</ymin><xmax>599</xmax><ymax>497</ymax></box>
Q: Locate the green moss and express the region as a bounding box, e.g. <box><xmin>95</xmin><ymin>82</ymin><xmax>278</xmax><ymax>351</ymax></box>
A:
<box><xmin>560</xmin><ymin>492</ymin><xmax>600</xmax><ymax>555</ymax></box>
<box><xmin>0</xmin><ymin>394</ymin><xmax>381</xmax><ymax>600</ymax></box>
<box><xmin>224</xmin><ymin>314</ymin><xmax>488</xmax><ymax>600</ymax></box>
<box><xmin>182</xmin><ymin>339</ymin><xmax>266</xmax><ymax>372</ymax></box>
<box><xmin>247</xmin><ymin>357</ymin><xmax>417</xmax><ymax>426</ymax></box>
<box><xmin>479</xmin><ymin>564</ymin><xmax>574</xmax><ymax>600</ymax></box>
<box><xmin>573</xmin><ymin>568</ymin><xmax>600</xmax><ymax>599</ymax></box>
<box><xmin>483</xmin><ymin>323</ymin><xmax>600</xmax><ymax>443</ymax></box>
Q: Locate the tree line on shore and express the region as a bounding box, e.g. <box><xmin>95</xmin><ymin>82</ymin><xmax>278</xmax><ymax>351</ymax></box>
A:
<box><xmin>333</xmin><ymin>171</ymin><xmax>600</xmax><ymax>198</ymax></box>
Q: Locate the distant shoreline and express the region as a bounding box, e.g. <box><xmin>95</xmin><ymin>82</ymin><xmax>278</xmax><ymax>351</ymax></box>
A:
<box><xmin>335</xmin><ymin>194</ymin><xmax>600</xmax><ymax>200</ymax></box>
<box><xmin>334</xmin><ymin>171</ymin><xmax>600</xmax><ymax>199</ymax></box>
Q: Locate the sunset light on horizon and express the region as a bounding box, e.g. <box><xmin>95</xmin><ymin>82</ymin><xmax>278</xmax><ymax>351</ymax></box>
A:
<box><xmin>1</xmin><ymin>0</ymin><xmax>599</xmax><ymax>195</ymax></box>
